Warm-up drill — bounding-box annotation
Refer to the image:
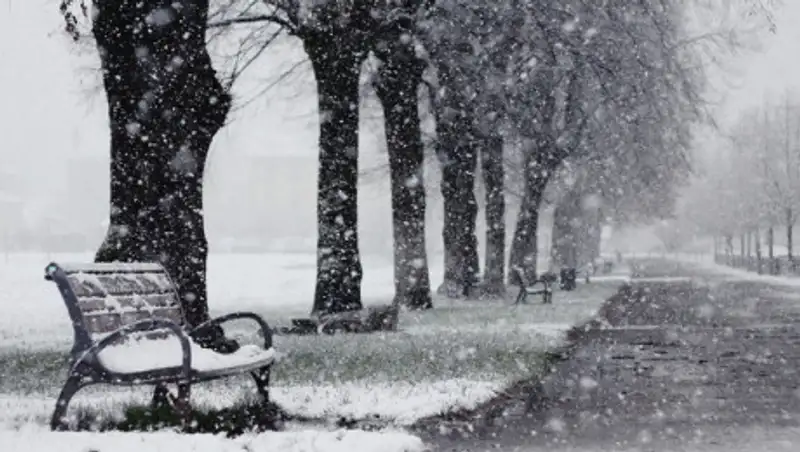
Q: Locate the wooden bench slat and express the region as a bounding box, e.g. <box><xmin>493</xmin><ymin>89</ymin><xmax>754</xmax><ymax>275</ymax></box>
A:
<box><xmin>58</xmin><ymin>268</ymin><xmax>184</xmax><ymax>338</ymax></box>
<box><xmin>55</xmin><ymin>262</ymin><xmax>166</xmax><ymax>273</ymax></box>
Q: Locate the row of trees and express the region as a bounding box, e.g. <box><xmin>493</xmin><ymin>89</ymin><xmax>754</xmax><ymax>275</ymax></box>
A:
<box><xmin>684</xmin><ymin>92</ymin><xmax>800</xmax><ymax>269</ymax></box>
<box><xmin>210</xmin><ymin>0</ymin><xmax>703</xmax><ymax>306</ymax></box>
<box><xmin>57</xmin><ymin>0</ymin><xmax>764</xmax><ymax>345</ymax></box>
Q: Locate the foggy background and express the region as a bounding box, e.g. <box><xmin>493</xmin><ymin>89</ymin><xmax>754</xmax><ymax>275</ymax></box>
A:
<box><xmin>3</xmin><ymin>0</ymin><xmax>800</xmax><ymax>256</ymax></box>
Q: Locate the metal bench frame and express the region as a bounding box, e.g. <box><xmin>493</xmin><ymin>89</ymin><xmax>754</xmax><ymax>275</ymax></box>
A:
<box><xmin>44</xmin><ymin>262</ymin><xmax>276</xmax><ymax>431</ymax></box>
<box><xmin>512</xmin><ymin>267</ymin><xmax>555</xmax><ymax>304</ymax></box>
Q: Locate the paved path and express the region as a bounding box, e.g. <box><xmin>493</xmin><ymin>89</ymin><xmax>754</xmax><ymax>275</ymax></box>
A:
<box><xmin>419</xmin><ymin>259</ymin><xmax>800</xmax><ymax>451</ymax></box>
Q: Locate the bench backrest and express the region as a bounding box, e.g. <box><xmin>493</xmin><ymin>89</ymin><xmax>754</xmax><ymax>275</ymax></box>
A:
<box><xmin>45</xmin><ymin>262</ymin><xmax>185</xmax><ymax>351</ymax></box>
<box><xmin>511</xmin><ymin>266</ymin><xmax>557</xmax><ymax>287</ymax></box>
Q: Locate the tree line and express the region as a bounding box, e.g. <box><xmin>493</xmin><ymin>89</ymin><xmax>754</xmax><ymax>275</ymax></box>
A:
<box><xmin>56</xmin><ymin>0</ymin><xmax>765</xmax><ymax>345</ymax></box>
<box><xmin>684</xmin><ymin>90</ymin><xmax>800</xmax><ymax>274</ymax></box>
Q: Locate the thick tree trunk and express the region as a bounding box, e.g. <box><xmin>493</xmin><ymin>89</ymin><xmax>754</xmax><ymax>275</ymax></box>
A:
<box><xmin>746</xmin><ymin>231</ymin><xmax>752</xmax><ymax>257</ymax></box>
<box><xmin>746</xmin><ymin>230</ymin><xmax>752</xmax><ymax>270</ymax></box>
<box><xmin>550</xmin><ymin>207</ymin><xmax>573</xmax><ymax>270</ymax></box>
<box><xmin>509</xmin><ymin>152</ymin><xmax>550</xmax><ymax>285</ymax></box>
<box><xmin>740</xmin><ymin>234</ymin><xmax>746</xmax><ymax>257</ymax></box>
<box><xmin>787</xmin><ymin>207</ymin><xmax>794</xmax><ymax>270</ymax></box>
<box><xmin>436</xmin><ymin>113</ymin><xmax>479</xmax><ymax>298</ymax></box>
<box><xmin>755</xmin><ymin>227</ymin><xmax>762</xmax><ymax>274</ymax></box>
<box><xmin>768</xmin><ymin>226</ymin><xmax>775</xmax><ymax>274</ymax></box>
<box><xmin>305</xmin><ymin>34</ymin><xmax>365</xmax><ymax>315</ymax></box>
<box><xmin>578</xmin><ymin>208</ymin><xmax>602</xmax><ymax>270</ymax></box>
<box><xmin>375</xmin><ymin>33</ymin><xmax>432</xmax><ymax>310</ymax></box>
<box><xmin>724</xmin><ymin>234</ymin><xmax>734</xmax><ymax>266</ymax></box>
<box><xmin>481</xmin><ymin>134</ymin><xmax>506</xmax><ymax>295</ymax></box>
<box><xmin>92</xmin><ymin>0</ymin><xmax>229</xmax><ymax>334</ymax></box>
<box><xmin>550</xmin><ymin>189</ymin><xmax>582</xmax><ymax>270</ymax></box>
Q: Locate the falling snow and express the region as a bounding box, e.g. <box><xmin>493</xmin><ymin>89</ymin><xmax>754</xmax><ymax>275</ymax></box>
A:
<box><xmin>1</xmin><ymin>0</ymin><xmax>793</xmax><ymax>450</ymax></box>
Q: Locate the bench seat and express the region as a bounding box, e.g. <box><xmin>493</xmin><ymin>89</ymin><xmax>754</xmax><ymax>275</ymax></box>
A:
<box><xmin>96</xmin><ymin>337</ymin><xmax>276</xmax><ymax>376</ymax></box>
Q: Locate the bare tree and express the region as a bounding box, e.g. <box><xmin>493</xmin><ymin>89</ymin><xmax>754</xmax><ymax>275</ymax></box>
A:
<box><xmin>209</xmin><ymin>1</ymin><xmax>436</xmax><ymax>313</ymax></box>
<box><xmin>724</xmin><ymin>95</ymin><xmax>800</xmax><ymax>270</ymax></box>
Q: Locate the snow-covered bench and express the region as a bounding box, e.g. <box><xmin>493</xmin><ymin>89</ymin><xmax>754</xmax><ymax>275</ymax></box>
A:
<box><xmin>44</xmin><ymin>262</ymin><xmax>277</xmax><ymax>431</ymax></box>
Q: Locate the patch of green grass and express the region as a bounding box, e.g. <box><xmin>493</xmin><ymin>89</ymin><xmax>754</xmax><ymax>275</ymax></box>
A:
<box><xmin>0</xmin><ymin>350</ymin><xmax>69</xmax><ymax>394</ymax></box>
<box><xmin>0</xmin><ymin>281</ymin><xmax>621</xmax><ymax>392</ymax></box>
<box><xmin>0</xmin><ymin>337</ymin><xmax>547</xmax><ymax>393</ymax></box>
<box><xmin>64</xmin><ymin>399</ymin><xmax>286</xmax><ymax>437</ymax></box>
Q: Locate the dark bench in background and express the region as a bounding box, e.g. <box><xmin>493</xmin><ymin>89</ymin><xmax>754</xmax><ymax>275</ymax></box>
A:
<box><xmin>512</xmin><ymin>267</ymin><xmax>557</xmax><ymax>304</ymax></box>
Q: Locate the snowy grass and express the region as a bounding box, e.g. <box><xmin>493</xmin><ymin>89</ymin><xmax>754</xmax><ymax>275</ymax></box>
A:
<box><xmin>668</xmin><ymin>253</ymin><xmax>800</xmax><ymax>288</ymax></box>
<box><xmin>0</xmin><ymin>252</ymin><xmax>625</xmax><ymax>432</ymax></box>
<box><xmin>0</xmin><ymin>425</ymin><xmax>427</xmax><ymax>452</ymax></box>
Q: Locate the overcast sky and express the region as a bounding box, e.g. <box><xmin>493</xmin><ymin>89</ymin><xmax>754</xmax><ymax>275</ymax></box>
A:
<box><xmin>0</xmin><ymin>0</ymin><xmax>797</xmax><ymax>250</ymax></box>
<box><xmin>0</xmin><ymin>0</ymin><xmax>402</xmax><ymax>251</ymax></box>
<box><xmin>721</xmin><ymin>0</ymin><xmax>800</xmax><ymax>115</ymax></box>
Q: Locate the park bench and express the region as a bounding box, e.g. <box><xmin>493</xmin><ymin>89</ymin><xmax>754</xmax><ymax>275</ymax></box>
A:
<box><xmin>512</xmin><ymin>267</ymin><xmax>556</xmax><ymax>304</ymax></box>
<box><xmin>44</xmin><ymin>262</ymin><xmax>277</xmax><ymax>431</ymax></box>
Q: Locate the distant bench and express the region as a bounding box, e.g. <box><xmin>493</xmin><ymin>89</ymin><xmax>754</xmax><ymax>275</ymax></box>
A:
<box><xmin>512</xmin><ymin>267</ymin><xmax>557</xmax><ymax>304</ymax></box>
<box><xmin>44</xmin><ymin>262</ymin><xmax>277</xmax><ymax>431</ymax></box>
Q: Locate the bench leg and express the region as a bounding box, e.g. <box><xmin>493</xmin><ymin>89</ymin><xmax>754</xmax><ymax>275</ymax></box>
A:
<box><xmin>50</xmin><ymin>375</ymin><xmax>84</xmax><ymax>431</ymax></box>
<box><xmin>251</xmin><ymin>366</ymin><xmax>271</xmax><ymax>402</ymax></box>
<box><xmin>251</xmin><ymin>366</ymin><xmax>283</xmax><ymax>430</ymax></box>
<box><xmin>151</xmin><ymin>384</ymin><xmax>171</xmax><ymax>409</ymax></box>
<box><xmin>515</xmin><ymin>287</ymin><xmax>527</xmax><ymax>305</ymax></box>
<box><xmin>174</xmin><ymin>383</ymin><xmax>192</xmax><ymax>430</ymax></box>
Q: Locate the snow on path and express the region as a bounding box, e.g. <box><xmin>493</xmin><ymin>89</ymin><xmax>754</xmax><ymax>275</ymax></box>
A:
<box><xmin>669</xmin><ymin>254</ymin><xmax>800</xmax><ymax>288</ymax></box>
<box><xmin>1</xmin><ymin>425</ymin><xmax>426</xmax><ymax>452</ymax></box>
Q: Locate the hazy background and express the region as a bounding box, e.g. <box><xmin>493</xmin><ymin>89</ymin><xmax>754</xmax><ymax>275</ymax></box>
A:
<box><xmin>1</xmin><ymin>0</ymin><xmax>799</xmax><ymax>256</ymax></box>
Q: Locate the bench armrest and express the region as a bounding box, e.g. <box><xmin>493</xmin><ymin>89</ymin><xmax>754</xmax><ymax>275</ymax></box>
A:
<box><xmin>189</xmin><ymin>312</ymin><xmax>273</xmax><ymax>350</ymax></box>
<box><xmin>76</xmin><ymin>318</ymin><xmax>192</xmax><ymax>379</ymax></box>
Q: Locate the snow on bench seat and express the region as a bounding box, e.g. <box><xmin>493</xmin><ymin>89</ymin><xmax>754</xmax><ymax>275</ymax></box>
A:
<box><xmin>97</xmin><ymin>336</ymin><xmax>276</xmax><ymax>374</ymax></box>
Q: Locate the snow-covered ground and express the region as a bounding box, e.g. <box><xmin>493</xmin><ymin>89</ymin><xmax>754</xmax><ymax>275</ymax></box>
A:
<box><xmin>0</xmin><ymin>425</ymin><xmax>426</xmax><ymax>452</ymax></box>
<box><xmin>670</xmin><ymin>252</ymin><xmax>800</xmax><ymax>288</ymax></box>
<box><xmin>0</xmin><ymin>251</ymin><xmax>627</xmax><ymax>450</ymax></box>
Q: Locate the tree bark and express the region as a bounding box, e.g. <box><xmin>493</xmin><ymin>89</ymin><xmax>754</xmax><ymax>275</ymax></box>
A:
<box><xmin>740</xmin><ymin>234</ymin><xmax>746</xmax><ymax>257</ymax></box>
<box><xmin>768</xmin><ymin>226</ymin><xmax>775</xmax><ymax>274</ymax></box>
<box><xmin>305</xmin><ymin>32</ymin><xmax>366</xmax><ymax>315</ymax></box>
<box><xmin>787</xmin><ymin>207</ymin><xmax>794</xmax><ymax>271</ymax></box>
<box><xmin>745</xmin><ymin>230</ymin><xmax>752</xmax><ymax>271</ymax></box>
<box><xmin>576</xmin><ymin>206</ymin><xmax>602</xmax><ymax>270</ymax></box>
<box><xmin>724</xmin><ymin>234</ymin><xmax>734</xmax><ymax>266</ymax></box>
<box><xmin>746</xmin><ymin>231</ymin><xmax>752</xmax><ymax>257</ymax></box>
<box><xmin>587</xmin><ymin>212</ymin><xmax>602</xmax><ymax>264</ymax></box>
<box><xmin>436</xmin><ymin>108</ymin><xmax>479</xmax><ymax>298</ymax></box>
<box><xmin>375</xmin><ymin>30</ymin><xmax>432</xmax><ymax>310</ymax></box>
<box><xmin>481</xmin><ymin>134</ymin><xmax>506</xmax><ymax>295</ymax></box>
<box><xmin>509</xmin><ymin>150</ymin><xmax>551</xmax><ymax>285</ymax></box>
<box><xmin>755</xmin><ymin>227</ymin><xmax>762</xmax><ymax>274</ymax></box>
<box><xmin>550</xmin><ymin>188</ymin><xmax>582</xmax><ymax>270</ymax></box>
<box><xmin>92</xmin><ymin>0</ymin><xmax>230</xmax><ymax>331</ymax></box>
